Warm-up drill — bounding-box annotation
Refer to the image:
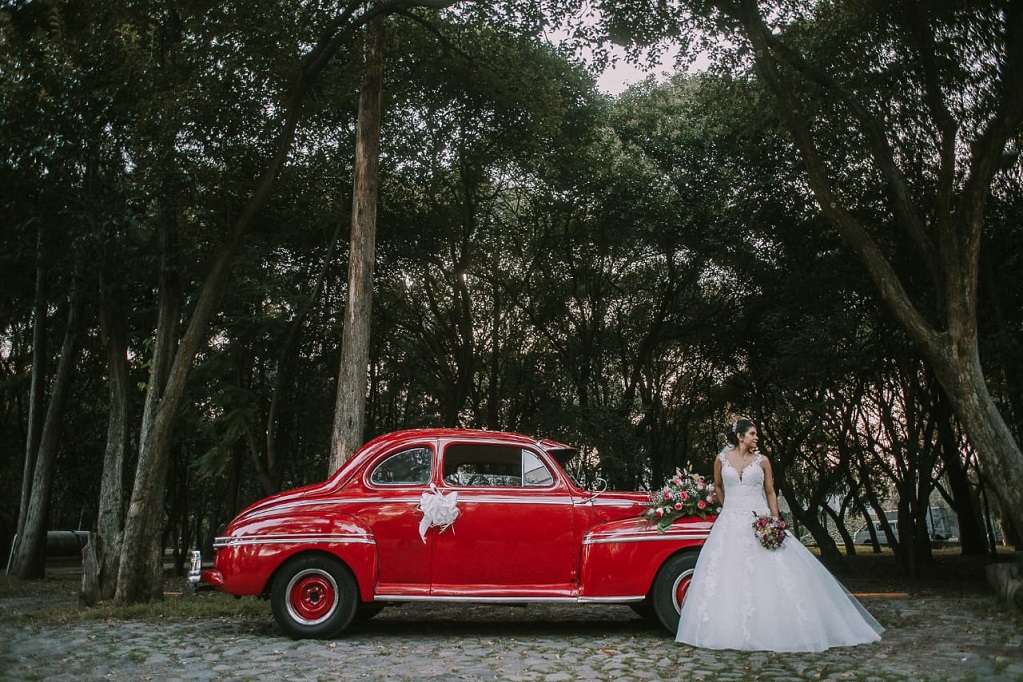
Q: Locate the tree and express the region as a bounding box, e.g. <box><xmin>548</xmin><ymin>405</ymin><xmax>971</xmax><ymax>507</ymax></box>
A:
<box><xmin>331</xmin><ymin>19</ymin><xmax>386</xmax><ymax>473</ymax></box>
<box><xmin>10</xmin><ymin>266</ymin><xmax>84</xmax><ymax>578</ymax></box>
<box><xmin>573</xmin><ymin>0</ymin><xmax>1023</xmax><ymax>539</ymax></box>
<box><xmin>113</xmin><ymin>0</ymin><xmax>466</xmax><ymax>605</ymax></box>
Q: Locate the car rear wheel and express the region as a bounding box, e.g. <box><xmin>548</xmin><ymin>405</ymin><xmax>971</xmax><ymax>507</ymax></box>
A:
<box><xmin>651</xmin><ymin>551</ymin><xmax>698</xmax><ymax>634</ymax></box>
<box><xmin>271</xmin><ymin>554</ymin><xmax>359</xmax><ymax>639</ymax></box>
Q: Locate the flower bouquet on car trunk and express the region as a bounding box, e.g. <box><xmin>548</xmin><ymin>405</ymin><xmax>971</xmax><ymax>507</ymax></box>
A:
<box><xmin>644</xmin><ymin>468</ymin><xmax>719</xmax><ymax>533</ymax></box>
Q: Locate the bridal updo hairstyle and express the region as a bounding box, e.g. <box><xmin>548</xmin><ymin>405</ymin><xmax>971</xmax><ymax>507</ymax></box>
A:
<box><xmin>726</xmin><ymin>418</ymin><xmax>755</xmax><ymax>447</ymax></box>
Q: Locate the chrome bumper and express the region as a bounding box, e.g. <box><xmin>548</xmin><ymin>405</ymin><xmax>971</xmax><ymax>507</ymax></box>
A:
<box><xmin>186</xmin><ymin>549</ymin><xmax>203</xmax><ymax>586</ymax></box>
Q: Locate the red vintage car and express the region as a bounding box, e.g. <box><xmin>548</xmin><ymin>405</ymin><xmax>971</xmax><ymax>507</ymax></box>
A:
<box><xmin>188</xmin><ymin>428</ymin><xmax>711</xmax><ymax>638</ymax></box>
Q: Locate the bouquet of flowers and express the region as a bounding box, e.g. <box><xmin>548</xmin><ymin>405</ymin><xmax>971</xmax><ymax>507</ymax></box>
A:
<box><xmin>644</xmin><ymin>468</ymin><xmax>719</xmax><ymax>533</ymax></box>
<box><xmin>752</xmin><ymin>513</ymin><xmax>787</xmax><ymax>550</ymax></box>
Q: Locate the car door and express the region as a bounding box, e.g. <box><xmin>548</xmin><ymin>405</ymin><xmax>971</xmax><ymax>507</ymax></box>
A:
<box><xmin>428</xmin><ymin>442</ymin><xmax>577</xmax><ymax>597</ymax></box>
<box><xmin>358</xmin><ymin>445</ymin><xmax>434</xmax><ymax>596</ymax></box>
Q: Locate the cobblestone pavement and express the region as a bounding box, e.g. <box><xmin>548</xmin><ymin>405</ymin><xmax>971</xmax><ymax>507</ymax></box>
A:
<box><xmin>1</xmin><ymin>590</ymin><xmax>1022</xmax><ymax>681</ymax></box>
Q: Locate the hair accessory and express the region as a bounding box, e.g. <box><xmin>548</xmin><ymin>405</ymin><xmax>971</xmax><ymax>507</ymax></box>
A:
<box><xmin>731</xmin><ymin>420</ymin><xmax>739</xmax><ymax>434</ymax></box>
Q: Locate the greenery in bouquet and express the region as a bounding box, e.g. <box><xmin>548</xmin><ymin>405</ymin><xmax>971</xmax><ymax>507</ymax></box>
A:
<box><xmin>752</xmin><ymin>513</ymin><xmax>787</xmax><ymax>550</ymax></box>
<box><xmin>644</xmin><ymin>468</ymin><xmax>719</xmax><ymax>533</ymax></box>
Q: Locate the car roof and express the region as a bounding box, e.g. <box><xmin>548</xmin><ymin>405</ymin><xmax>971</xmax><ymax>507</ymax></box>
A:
<box><xmin>363</xmin><ymin>428</ymin><xmax>578</xmax><ymax>464</ymax></box>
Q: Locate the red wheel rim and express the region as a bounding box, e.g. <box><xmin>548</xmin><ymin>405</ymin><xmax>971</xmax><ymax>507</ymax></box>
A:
<box><xmin>286</xmin><ymin>568</ymin><xmax>339</xmax><ymax>626</ymax></box>
<box><xmin>672</xmin><ymin>568</ymin><xmax>695</xmax><ymax>613</ymax></box>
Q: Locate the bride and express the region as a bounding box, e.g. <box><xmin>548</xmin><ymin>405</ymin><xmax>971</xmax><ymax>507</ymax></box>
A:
<box><xmin>676</xmin><ymin>418</ymin><xmax>884</xmax><ymax>652</ymax></box>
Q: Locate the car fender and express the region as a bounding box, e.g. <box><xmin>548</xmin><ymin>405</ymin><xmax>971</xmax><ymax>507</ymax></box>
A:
<box><xmin>578</xmin><ymin>516</ymin><xmax>712</xmax><ymax>600</ymax></box>
<box><xmin>213</xmin><ymin>512</ymin><xmax>377</xmax><ymax>602</ymax></box>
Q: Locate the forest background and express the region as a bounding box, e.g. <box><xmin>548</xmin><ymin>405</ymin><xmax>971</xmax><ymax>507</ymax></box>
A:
<box><xmin>2</xmin><ymin>0</ymin><xmax>1021</xmax><ymax>605</ymax></box>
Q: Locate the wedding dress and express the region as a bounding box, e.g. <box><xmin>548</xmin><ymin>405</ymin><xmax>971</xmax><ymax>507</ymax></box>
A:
<box><xmin>676</xmin><ymin>451</ymin><xmax>884</xmax><ymax>652</ymax></box>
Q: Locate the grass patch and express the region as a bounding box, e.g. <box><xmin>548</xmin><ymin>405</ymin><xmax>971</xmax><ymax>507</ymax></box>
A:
<box><xmin>0</xmin><ymin>571</ymin><xmax>79</xmax><ymax>600</ymax></box>
<box><xmin>62</xmin><ymin>590</ymin><xmax>270</xmax><ymax>624</ymax></box>
<box><xmin>1</xmin><ymin>569</ymin><xmax>268</xmax><ymax>626</ymax></box>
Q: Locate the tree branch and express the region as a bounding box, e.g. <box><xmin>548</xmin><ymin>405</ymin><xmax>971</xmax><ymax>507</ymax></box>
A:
<box><xmin>732</xmin><ymin>0</ymin><xmax>945</xmax><ymax>355</ymax></box>
<box><xmin>758</xmin><ymin>7</ymin><xmax>941</xmax><ymax>292</ymax></box>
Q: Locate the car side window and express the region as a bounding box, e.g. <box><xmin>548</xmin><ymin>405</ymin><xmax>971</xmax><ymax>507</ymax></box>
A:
<box><xmin>369</xmin><ymin>447</ymin><xmax>433</xmax><ymax>485</ymax></box>
<box><xmin>443</xmin><ymin>445</ymin><xmax>555</xmax><ymax>488</ymax></box>
<box><xmin>523</xmin><ymin>450</ymin><xmax>554</xmax><ymax>486</ymax></box>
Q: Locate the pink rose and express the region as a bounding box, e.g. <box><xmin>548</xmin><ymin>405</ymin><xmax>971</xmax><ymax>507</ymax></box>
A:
<box><xmin>663</xmin><ymin>492</ymin><xmax>671</xmax><ymax>500</ymax></box>
<box><xmin>656</xmin><ymin>508</ymin><xmax>664</xmax><ymax>517</ymax></box>
<box><xmin>698</xmin><ymin>500</ymin><xmax>707</xmax><ymax>509</ymax></box>
<box><xmin>674</xmin><ymin>502</ymin><xmax>682</xmax><ymax>510</ymax></box>
<box><xmin>681</xmin><ymin>491</ymin><xmax>688</xmax><ymax>501</ymax></box>
<box><xmin>697</xmin><ymin>482</ymin><xmax>705</xmax><ymax>490</ymax></box>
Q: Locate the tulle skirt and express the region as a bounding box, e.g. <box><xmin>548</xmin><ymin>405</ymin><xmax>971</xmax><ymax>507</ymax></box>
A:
<box><xmin>676</xmin><ymin>505</ymin><xmax>884</xmax><ymax>652</ymax></box>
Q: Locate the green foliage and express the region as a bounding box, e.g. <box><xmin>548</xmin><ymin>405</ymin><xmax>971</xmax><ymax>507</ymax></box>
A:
<box><xmin>2</xmin><ymin>0</ymin><xmax>1017</xmax><ymax>570</ymax></box>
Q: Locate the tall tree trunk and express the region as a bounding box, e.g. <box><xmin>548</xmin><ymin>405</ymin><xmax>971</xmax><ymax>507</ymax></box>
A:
<box><xmin>331</xmin><ymin>18</ymin><xmax>385</xmax><ymax>473</ymax></box>
<box><xmin>487</xmin><ymin>276</ymin><xmax>500</xmax><ymax>430</ymax></box>
<box><xmin>12</xmin><ymin>265</ymin><xmax>84</xmax><ymax>579</ymax></box>
<box><xmin>115</xmin><ymin>193</ymin><xmax>183</xmax><ymax>604</ymax></box>
<box><xmin>81</xmin><ymin>271</ymin><xmax>132</xmax><ymax>603</ymax></box>
<box><xmin>935</xmin><ymin>411</ymin><xmax>987</xmax><ymax>555</ymax></box>
<box><xmin>16</xmin><ymin>223</ymin><xmax>48</xmax><ymax>548</ymax></box>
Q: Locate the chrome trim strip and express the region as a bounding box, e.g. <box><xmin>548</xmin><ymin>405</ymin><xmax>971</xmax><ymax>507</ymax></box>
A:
<box><xmin>213</xmin><ymin>533</ymin><xmax>375</xmax><ymax>549</ymax></box>
<box><xmin>246</xmin><ymin>498</ymin><xmax>421</xmax><ymax>516</ymax></box>
<box><xmin>246</xmin><ymin>494</ymin><xmax>578</xmax><ymax>517</ymax></box>
<box><xmin>374</xmin><ymin>595</ymin><xmax>576</xmax><ymax>603</ymax></box>
<box><xmin>447</xmin><ymin>496</ymin><xmax>576</xmax><ymax>505</ymax></box>
<box><xmin>582</xmin><ymin>532</ymin><xmax>711</xmax><ymax>546</ymax></box>
<box><xmin>372</xmin><ymin>594</ymin><xmax>646</xmax><ymax>604</ymax></box>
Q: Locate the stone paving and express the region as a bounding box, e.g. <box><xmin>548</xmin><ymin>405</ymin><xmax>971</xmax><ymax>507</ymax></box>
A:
<box><xmin>1</xmin><ymin>590</ymin><xmax>1021</xmax><ymax>681</ymax></box>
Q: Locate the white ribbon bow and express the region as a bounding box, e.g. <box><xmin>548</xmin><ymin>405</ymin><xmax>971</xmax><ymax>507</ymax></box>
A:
<box><xmin>416</xmin><ymin>483</ymin><xmax>460</xmax><ymax>542</ymax></box>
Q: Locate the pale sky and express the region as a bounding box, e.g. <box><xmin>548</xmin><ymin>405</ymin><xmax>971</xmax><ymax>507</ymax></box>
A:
<box><xmin>595</xmin><ymin>53</ymin><xmax>679</xmax><ymax>95</ymax></box>
<box><xmin>547</xmin><ymin>31</ymin><xmax>689</xmax><ymax>96</ymax></box>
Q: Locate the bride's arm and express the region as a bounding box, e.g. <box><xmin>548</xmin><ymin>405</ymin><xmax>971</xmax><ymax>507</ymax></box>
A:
<box><xmin>713</xmin><ymin>455</ymin><xmax>724</xmax><ymax>507</ymax></box>
<box><xmin>761</xmin><ymin>457</ymin><xmax>780</xmax><ymax>518</ymax></box>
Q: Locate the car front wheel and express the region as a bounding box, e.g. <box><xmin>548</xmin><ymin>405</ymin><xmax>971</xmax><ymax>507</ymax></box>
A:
<box><xmin>651</xmin><ymin>551</ymin><xmax>699</xmax><ymax>634</ymax></box>
<box><xmin>271</xmin><ymin>554</ymin><xmax>359</xmax><ymax>639</ymax></box>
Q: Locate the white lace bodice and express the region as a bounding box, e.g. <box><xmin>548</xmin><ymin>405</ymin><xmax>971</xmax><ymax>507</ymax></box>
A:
<box><xmin>717</xmin><ymin>450</ymin><xmax>770</xmax><ymax>516</ymax></box>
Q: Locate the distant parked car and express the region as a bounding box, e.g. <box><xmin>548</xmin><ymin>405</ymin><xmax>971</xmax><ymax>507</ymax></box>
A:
<box><xmin>854</xmin><ymin>520</ymin><xmax>898</xmax><ymax>545</ymax></box>
<box><xmin>189</xmin><ymin>428</ymin><xmax>712</xmax><ymax>638</ymax></box>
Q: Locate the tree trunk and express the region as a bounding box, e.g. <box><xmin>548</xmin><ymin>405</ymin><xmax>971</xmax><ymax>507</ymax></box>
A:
<box><xmin>115</xmin><ymin>194</ymin><xmax>183</xmax><ymax>604</ymax></box>
<box><xmin>937</xmin><ymin>438</ymin><xmax>987</xmax><ymax>555</ymax></box>
<box><xmin>793</xmin><ymin>504</ymin><xmax>842</xmax><ymax>565</ymax></box>
<box><xmin>15</xmin><ymin>223</ymin><xmax>48</xmax><ymax>549</ymax></box>
<box><xmin>81</xmin><ymin>271</ymin><xmax>131</xmax><ymax>603</ymax></box>
<box><xmin>331</xmin><ymin>18</ymin><xmax>385</xmax><ymax>473</ymax></box>
<box><xmin>12</xmin><ymin>266</ymin><xmax>84</xmax><ymax>579</ymax></box>
<box><xmin>823</xmin><ymin>500</ymin><xmax>857</xmax><ymax>554</ymax></box>
<box><xmin>927</xmin><ymin>346</ymin><xmax>1023</xmax><ymax>548</ymax></box>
